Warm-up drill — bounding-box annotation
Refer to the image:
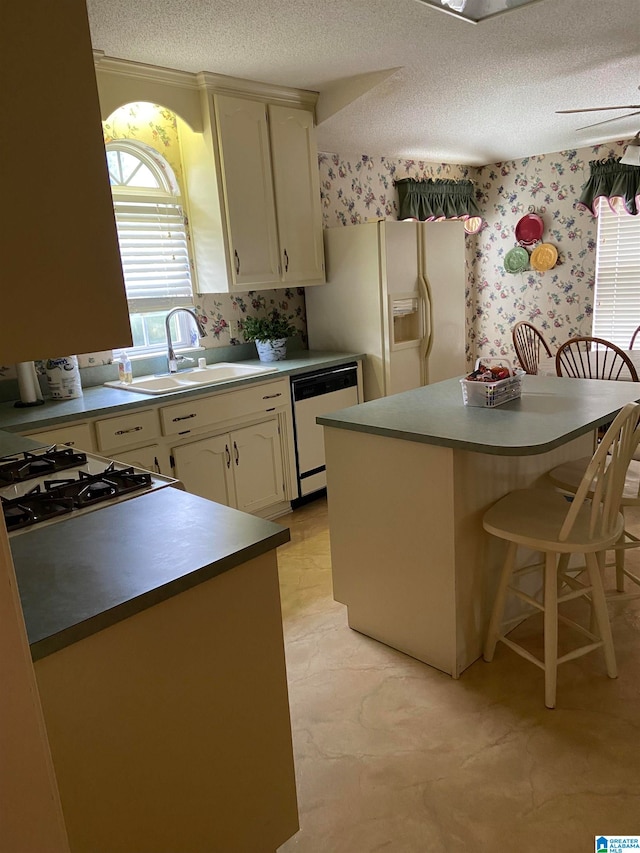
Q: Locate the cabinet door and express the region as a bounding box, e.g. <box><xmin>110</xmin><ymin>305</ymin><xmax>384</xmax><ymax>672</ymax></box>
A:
<box><xmin>214</xmin><ymin>94</ymin><xmax>281</xmax><ymax>289</ymax></box>
<box><xmin>172</xmin><ymin>434</ymin><xmax>236</xmax><ymax>507</ymax></box>
<box><xmin>231</xmin><ymin>419</ymin><xmax>284</xmax><ymax>514</ymax></box>
<box><xmin>109</xmin><ymin>444</ymin><xmax>172</xmax><ymax>477</ymax></box>
<box><xmin>269</xmin><ymin>105</ymin><xmax>325</xmax><ymax>285</ymax></box>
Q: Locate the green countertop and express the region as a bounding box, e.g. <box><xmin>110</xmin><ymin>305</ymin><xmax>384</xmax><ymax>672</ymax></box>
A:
<box><xmin>2</xmin><ymin>351</ymin><xmax>364</xmax><ymax>660</ymax></box>
<box><xmin>11</xmin><ymin>487</ymin><xmax>290</xmax><ymax>661</ymax></box>
<box><xmin>0</xmin><ymin>432</ymin><xmax>46</xmax><ymax>457</ymax></box>
<box><xmin>0</xmin><ymin>351</ymin><xmax>363</xmax><ymax>433</ymax></box>
<box><xmin>317</xmin><ymin>374</ymin><xmax>640</xmax><ymax>456</ymax></box>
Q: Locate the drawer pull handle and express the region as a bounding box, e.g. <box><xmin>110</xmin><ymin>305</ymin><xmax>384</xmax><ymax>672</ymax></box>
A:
<box><xmin>225</xmin><ymin>444</ymin><xmax>231</xmax><ymax>469</ymax></box>
<box><xmin>172</xmin><ymin>413</ymin><xmax>197</xmax><ymax>422</ymax></box>
<box><xmin>262</xmin><ymin>393</ymin><xmax>282</xmax><ymax>399</ymax></box>
<box><xmin>115</xmin><ymin>426</ymin><xmax>143</xmax><ymax>435</ymax></box>
<box><xmin>234</xmin><ymin>249</ymin><xmax>240</xmax><ymax>276</ymax></box>
<box><xmin>233</xmin><ymin>441</ymin><xmax>239</xmax><ymax>466</ymax></box>
<box><xmin>284</xmin><ymin>249</ymin><xmax>289</xmax><ymax>273</ymax></box>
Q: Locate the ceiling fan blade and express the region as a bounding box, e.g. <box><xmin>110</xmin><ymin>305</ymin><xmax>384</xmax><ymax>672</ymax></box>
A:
<box><xmin>556</xmin><ymin>105</ymin><xmax>640</xmax><ymax>114</ymax></box>
<box><xmin>576</xmin><ymin>110</ymin><xmax>640</xmax><ymax>131</ymax></box>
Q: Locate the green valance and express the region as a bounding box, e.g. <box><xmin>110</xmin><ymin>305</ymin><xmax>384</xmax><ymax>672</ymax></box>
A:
<box><xmin>394</xmin><ymin>178</ymin><xmax>483</xmax><ymax>232</ymax></box>
<box><xmin>577</xmin><ymin>158</ymin><xmax>640</xmax><ymax>216</ymax></box>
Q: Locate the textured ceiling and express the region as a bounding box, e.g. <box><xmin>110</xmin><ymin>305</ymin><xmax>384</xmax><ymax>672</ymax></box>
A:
<box><xmin>86</xmin><ymin>0</ymin><xmax>640</xmax><ymax>166</ymax></box>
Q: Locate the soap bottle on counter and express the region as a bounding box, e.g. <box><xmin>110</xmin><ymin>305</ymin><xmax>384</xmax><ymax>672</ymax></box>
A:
<box><xmin>118</xmin><ymin>352</ymin><xmax>133</xmax><ymax>384</ymax></box>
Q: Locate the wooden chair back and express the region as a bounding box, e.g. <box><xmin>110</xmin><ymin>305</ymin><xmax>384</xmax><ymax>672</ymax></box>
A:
<box><xmin>559</xmin><ymin>402</ymin><xmax>640</xmax><ymax>543</ymax></box>
<box><xmin>512</xmin><ymin>321</ymin><xmax>552</xmax><ymax>374</ymax></box>
<box><xmin>556</xmin><ymin>337</ymin><xmax>639</xmax><ymax>382</ymax></box>
<box><xmin>630</xmin><ymin>325</ymin><xmax>640</xmax><ymax>350</ymax></box>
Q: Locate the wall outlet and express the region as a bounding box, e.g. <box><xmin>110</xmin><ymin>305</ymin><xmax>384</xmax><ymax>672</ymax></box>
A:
<box><xmin>229</xmin><ymin>319</ymin><xmax>241</xmax><ymax>339</ymax></box>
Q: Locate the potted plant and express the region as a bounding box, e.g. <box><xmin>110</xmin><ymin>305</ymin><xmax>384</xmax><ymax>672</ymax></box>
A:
<box><xmin>242</xmin><ymin>311</ymin><xmax>297</xmax><ymax>362</ymax></box>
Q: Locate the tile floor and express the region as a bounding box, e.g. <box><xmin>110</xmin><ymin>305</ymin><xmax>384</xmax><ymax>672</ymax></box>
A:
<box><xmin>276</xmin><ymin>497</ymin><xmax>640</xmax><ymax>853</ymax></box>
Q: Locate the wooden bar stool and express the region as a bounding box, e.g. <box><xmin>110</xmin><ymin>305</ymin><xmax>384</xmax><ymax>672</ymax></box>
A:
<box><xmin>483</xmin><ymin>402</ymin><xmax>640</xmax><ymax>708</ymax></box>
<box><xmin>548</xmin><ymin>449</ymin><xmax>640</xmax><ymax>601</ymax></box>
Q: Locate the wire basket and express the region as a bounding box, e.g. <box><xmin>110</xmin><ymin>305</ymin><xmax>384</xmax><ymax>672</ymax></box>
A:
<box><xmin>460</xmin><ymin>359</ymin><xmax>522</xmax><ymax>408</ymax></box>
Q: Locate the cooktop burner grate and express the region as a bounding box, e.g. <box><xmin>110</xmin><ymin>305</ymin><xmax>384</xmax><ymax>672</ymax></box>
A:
<box><xmin>44</xmin><ymin>464</ymin><xmax>153</xmax><ymax>507</ymax></box>
<box><xmin>0</xmin><ymin>446</ymin><xmax>177</xmax><ymax>535</ymax></box>
<box><xmin>1</xmin><ymin>486</ymin><xmax>75</xmax><ymax>531</ymax></box>
<box><xmin>0</xmin><ymin>446</ymin><xmax>88</xmax><ymax>486</ymax></box>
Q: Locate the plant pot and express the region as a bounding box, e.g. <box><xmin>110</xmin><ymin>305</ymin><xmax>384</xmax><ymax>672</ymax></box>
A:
<box><xmin>255</xmin><ymin>338</ymin><xmax>288</xmax><ymax>362</ymax></box>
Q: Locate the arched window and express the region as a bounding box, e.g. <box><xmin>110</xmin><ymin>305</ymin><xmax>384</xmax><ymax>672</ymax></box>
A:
<box><xmin>106</xmin><ymin>140</ymin><xmax>196</xmax><ymax>354</ymax></box>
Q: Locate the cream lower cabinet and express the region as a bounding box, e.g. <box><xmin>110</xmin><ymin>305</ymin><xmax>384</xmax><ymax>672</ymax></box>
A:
<box><xmin>18</xmin><ymin>374</ymin><xmax>300</xmax><ymax>518</ymax></box>
<box><xmin>172</xmin><ymin>419</ymin><xmax>285</xmax><ymax>514</ymax></box>
<box><xmin>93</xmin><ymin>408</ymin><xmax>174</xmax><ymax>476</ymax></box>
<box><xmin>110</xmin><ymin>444</ymin><xmax>173</xmax><ymax>476</ymax></box>
<box><xmin>24</xmin><ymin>422</ymin><xmax>95</xmax><ymax>452</ymax></box>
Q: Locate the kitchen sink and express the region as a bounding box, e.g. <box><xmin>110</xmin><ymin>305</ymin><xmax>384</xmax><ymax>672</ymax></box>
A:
<box><xmin>104</xmin><ymin>362</ymin><xmax>279</xmax><ymax>395</ymax></box>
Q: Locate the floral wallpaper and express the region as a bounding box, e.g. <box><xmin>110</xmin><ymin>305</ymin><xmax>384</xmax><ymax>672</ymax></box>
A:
<box><xmin>316</xmin><ymin>142</ymin><xmax>629</xmax><ymax>369</ymax></box>
<box><xmin>102</xmin><ymin>101</ymin><xmax>185</xmax><ymax>187</ymax></box>
<box><xmin>317</xmin><ymin>153</ymin><xmax>481</xmax><ymax>366</ymax></box>
<box><xmin>0</xmin><ymin>101</ymin><xmax>628</xmax><ymax>389</ymax></box>
<box><xmin>471</xmin><ymin>140</ymin><xmax>627</xmax><ymax>364</ymax></box>
<box><xmin>318</xmin><ymin>153</ymin><xmax>474</xmax><ymax>225</ymax></box>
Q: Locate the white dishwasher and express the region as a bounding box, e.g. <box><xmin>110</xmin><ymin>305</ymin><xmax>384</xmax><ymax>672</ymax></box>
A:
<box><xmin>290</xmin><ymin>362</ymin><xmax>359</xmax><ymax>504</ymax></box>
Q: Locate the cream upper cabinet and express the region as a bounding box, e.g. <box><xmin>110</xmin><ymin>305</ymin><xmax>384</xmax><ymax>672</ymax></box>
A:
<box><xmin>269</xmin><ymin>105</ymin><xmax>325</xmax><ymax>286</ymax></box>
<box><xmin>214</xmin><ymin>95</ymin><xmax>282</xmax><ymax>288</ymax></box>
<box><xmin>180</xmin><ymin>89</ymin><xmax>324</xmax><ymax>294</ymax></box>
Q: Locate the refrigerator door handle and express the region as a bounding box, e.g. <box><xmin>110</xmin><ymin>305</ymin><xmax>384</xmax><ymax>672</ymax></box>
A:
<box><xmin>418</xmin><ymin>272</ymin><xmax>433</xmax><ymax>385</ymax></box>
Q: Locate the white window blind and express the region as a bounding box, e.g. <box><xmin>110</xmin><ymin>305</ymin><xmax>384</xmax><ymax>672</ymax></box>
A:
<box><xmin>592</xmin><ymin>202</ymin><xmax>640</xmax><ymax>349</ymax></box>
<box><xmin>113</xmin><ymin>199</ymin><xmax>193</xmax><ymax>311</ymax></box>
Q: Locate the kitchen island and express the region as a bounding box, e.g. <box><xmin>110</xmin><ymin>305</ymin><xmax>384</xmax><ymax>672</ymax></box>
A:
<box><xmin>11</xmin><ymin>487</ymin><xmax>298</xmax><ymax>853</ymax></box>
<box><xmin>318</xmin><ymin>375</ymin><xmax>640</xmax><ymax>678</ymax></box>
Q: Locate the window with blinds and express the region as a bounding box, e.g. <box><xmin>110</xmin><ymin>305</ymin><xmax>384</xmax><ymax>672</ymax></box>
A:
<box><xmin>592</xmin><ymin>200</ymin><xmax>640</xmax><ymax>349</ymax></box>
<box><xmin>113</xmin><ymin>198</ymin><xmax>193</xmax><ymax>310</ymax></box>
<box><xmin>106</xmin><ymin>140</ymin><xmax>196</xmax><ymax>355</ymax></box>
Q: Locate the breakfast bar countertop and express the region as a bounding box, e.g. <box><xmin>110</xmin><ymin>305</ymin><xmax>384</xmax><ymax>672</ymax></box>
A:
<box><xmin>318</xmin><ymin>374</ymin><xmax>640</xmax><ymax>456</ymax></box>
<box><xmin>319</xmin><ymin>373</ymin><xmax>640</xmax><ymax>678</ymax></box>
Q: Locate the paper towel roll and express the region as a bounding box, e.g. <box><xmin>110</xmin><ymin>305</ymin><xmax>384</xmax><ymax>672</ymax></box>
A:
<box><xmin>16</xmin><ymin>362</ymin><xmax>40</xmax><ymax>404</ymax></box>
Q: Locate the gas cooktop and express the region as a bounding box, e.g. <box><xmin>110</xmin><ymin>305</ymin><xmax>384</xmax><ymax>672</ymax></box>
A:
<box><xmin>0</xmin><ymin>445</ymin><xmax>178</xmax><ymax>536</ymax></box>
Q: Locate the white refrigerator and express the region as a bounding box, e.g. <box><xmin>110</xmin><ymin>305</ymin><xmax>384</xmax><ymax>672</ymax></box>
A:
<box><xmin>305</xmin><ymin>219</ymin><xmax>466</xmax><ymax>401</ymax></box>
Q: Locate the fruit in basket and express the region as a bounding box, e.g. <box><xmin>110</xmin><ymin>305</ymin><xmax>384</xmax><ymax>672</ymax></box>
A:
<box><xmin>466</xmin><ymin>362</ymin><xmax>512</xmax><ymax>382</ymax></box>
<box><xmin>490</xmin><ymin>366</ymin><xmax>511</xmax><ymax>380</ymax></box>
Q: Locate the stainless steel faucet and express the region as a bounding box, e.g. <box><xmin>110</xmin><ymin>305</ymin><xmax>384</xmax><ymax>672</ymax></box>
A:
<box><xmin>165</xmin><ymin>307</ymin><xmax>206</xmax><ymax>373</ymax></box>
